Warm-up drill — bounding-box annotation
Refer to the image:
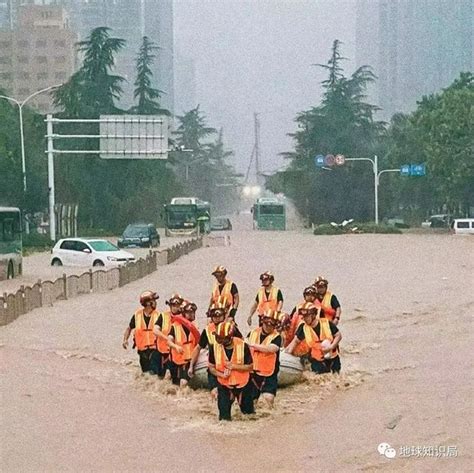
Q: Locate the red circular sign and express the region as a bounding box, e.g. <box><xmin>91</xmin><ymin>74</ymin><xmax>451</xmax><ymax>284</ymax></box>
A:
<box><xmin>325</xmin><ymin>154</ymin><xmax>335</xmax><ymax>166</ymax></box>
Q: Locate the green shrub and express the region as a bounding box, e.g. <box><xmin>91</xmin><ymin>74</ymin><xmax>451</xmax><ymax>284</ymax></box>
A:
<box><xmin>312</xmin><ymin>224</ymin><xmax>344</xmax><ymax>235</ymax></box>
<box><xmin>22</xmin><ymin>232</ymin><xmax>53</xmax><ymax>249</ymax></box>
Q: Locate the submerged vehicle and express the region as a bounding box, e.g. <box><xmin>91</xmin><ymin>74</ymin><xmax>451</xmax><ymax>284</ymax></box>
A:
<box><xmin>252</xmin><ymin>197</ymin><xmax>286</xmax><ymax>230</ymax></box>
<box><xmin>188</xmin><ymin>350</ymin><xmax>303</xmax><ymax>389</ymax></box>
<box><xmin>164</xmin><ymin>197</ymin><xmax>211</xmax><ymax>236</ymax></box>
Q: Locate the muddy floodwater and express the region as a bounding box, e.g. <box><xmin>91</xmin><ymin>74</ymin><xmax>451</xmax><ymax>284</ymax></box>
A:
<box><xmin>1</xmin><ymin>220</ymin><xmax>472</xmax><ymax>472</ymax></box>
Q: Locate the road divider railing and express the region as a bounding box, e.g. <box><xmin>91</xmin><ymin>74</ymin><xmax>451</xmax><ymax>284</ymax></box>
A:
<box><xmin>0</xmin><ymin>237</ymin><xmax>202</xmax><ymax>326</ymax></box>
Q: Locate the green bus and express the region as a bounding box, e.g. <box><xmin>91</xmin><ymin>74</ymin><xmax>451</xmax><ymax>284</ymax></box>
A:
<box><xmin>0</xmin><ymin>207</ymin><xmax>23</xmax><ymax>280</ymax></box>
<box><xmin>252</xmin><ymin>197</ymin><xmax>286</xmax><ymax>230</ymax></box>
<box><xmin>164</xmin><ymin>197</ymin><xmax>211</xmax><ymax>236</ymax></box>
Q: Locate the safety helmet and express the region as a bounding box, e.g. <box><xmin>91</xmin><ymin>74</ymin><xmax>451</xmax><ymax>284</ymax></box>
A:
<box><xmin>166</xmin><ymin>293</ymin><xmax>184</xmax><ymax>306</ymax></box>
<box><xmin>261</xmin><ymin>308</ymin><xmax>279</xmax><ymax>326</ymax></box>
<box><xmin>298</xmin><ymin>302</ymin><xmax>319</xmax><ymax>317</ymax></box>
<box><xmin>211</xmin><ymin>265</ymin><xmax>227</xmax><ymax>276</ymax></box>
<box><xmin>139</xmin><ymin>290</ymin><xmax>159</xmax><ymax>307</ymax></box>
<box><xmin>276</xmin><ymin>312</ymin><xmax>291</xmax><ymax>329</ymax></box>
<box><xmin>215</xmin><ymin>321</ymin><xmax>235</xmax><ymax>339</ymax></box>
<box><xmin>303</xmin><ymin>286</ymin><xmax>318</xmax><ymax>296</ymax></box>
<box><xmin>182</xmin><ymin>300</ymin><xmax>197</xmax><ymax>313</ymax></box>
<box><xmin>314</xmin><ymin>276</ymin><xmax>329</xmax><ymax>287</ymax></box>
<box><xmin>260</xmin><ymin>271</ymin><xmax>274</xmax><ymax>283</ymax></box>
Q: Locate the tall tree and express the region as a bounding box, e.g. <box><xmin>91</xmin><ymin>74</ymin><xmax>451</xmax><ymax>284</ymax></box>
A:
<box><xmin>267</xmin><ymin>40</ymin><xmax>385</xmax><ymax>223</ymax></box>
<box><xmin>130</xmin><ymin>36</ymin><xmax>165</xmax><ymax>115</ymax></box>
<box><xmin>54</xmin><ymin>26</ymin><xmax>125</xmax><ymax>116</ymax></box>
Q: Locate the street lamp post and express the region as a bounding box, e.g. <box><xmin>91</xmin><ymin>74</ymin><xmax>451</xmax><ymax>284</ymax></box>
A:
<box><xmin>0</xmin><ymin>84</ymin><xmax>62</xmax><ymax>193</ymax></box>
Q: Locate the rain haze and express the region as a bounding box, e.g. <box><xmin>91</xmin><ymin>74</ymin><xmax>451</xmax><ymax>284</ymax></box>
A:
<box><xmin>174</xmin><ymin>0</ymin><xmax>357</xmax><ymax>176</ymax></box>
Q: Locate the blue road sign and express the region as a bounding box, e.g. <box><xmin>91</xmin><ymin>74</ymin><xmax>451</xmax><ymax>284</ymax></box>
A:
<box><xmin>400</xmin><ymin>164</ymin><xmax>411</xmax><ymax>176</ymax></box>
<box><xmin>410</xmin><ymin>163</ymin><xmax>426</xmax><ymax>176</ymax></box>
<box><xmin>315</xmin><ymin>154</ymin><xmax>325</xmax><ymax>167</ymax></box>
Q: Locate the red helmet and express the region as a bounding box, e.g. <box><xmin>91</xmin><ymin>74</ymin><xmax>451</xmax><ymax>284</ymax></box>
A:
<box><xmin>260</xmin><ymin>271</ymin><xmax>274</xmax><ymax>283</ymax></box>
<box><xmin>166</xmin><ymin>293</ymin><xmax>184</xmax><ymax>306</ymax></box>
<box><xmin>139</xmin><ymin>290</ymin><xmax>159</xmax><ymax>307</ymax></box>
<box><xmin>211</xmin><ymin>265</ymin><xmax>227</xmax><ymax>276</ymax></box>
<box><xmin>314</xmin><ymin>276</ymin><xmax>328</xmax><ymax>288</ymax></box>
<box><xmin>215</xmin><ymin>321</ymin><xmax>235</xmax><ymax>338</ymax></box>
<box><xmin>298</xmin><ymin>302</ymin><xmax>319</xmax><ymax>317</ymax></box>
<box><xmin>182</xmin><ymin>300</ymin><xmax>197</xmax><ymax>313</ymax></box>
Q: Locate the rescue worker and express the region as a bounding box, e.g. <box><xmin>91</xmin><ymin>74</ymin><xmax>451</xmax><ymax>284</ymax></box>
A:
<box><xmin>313</xmin><ymin>276</ymin><xmax>341</xmax><ymax>324</ymax></box>
<box><xmin>167</xmin><ymin>300</ymin><xmax>200</xmax><ymax>387</ymax></box>
<box><xmin>153</xmin><ymin>293</ymin><xmax>183</xmax><ymax>378</ymax></box>
<box><xmin>286</xmin><ymin>303</ymin><xmax>342</xmax><ymax>374</ymax></box>
<box><xmin>188</xmin><ymin>300</ymin><xmax>227</xmax><ymax>398</ymax></box>
<box><xmin>208</xmin><ymin>321</ymin><xmax>254</xmax><ymax>421</ymax></box>
<box><xmin>247</xmin><ymin>271</ymin><xmax>284</xmax><ymax>326</ymax></box>
<box><xmin>247</xmin><ymin>309</ymin><xmax>282</xmax><ymax>408</ymax></box>
<box><xmin>286</xmin><ymin>287</ymin><xmax>320</xmax><ymax>348</ymax></box>
<box><xmin>122</xmin><ymin>291</ymin><xmax>160</xmax><ymax>374</ymax></box>
<box><xmin>208</xmin><ymin>266</ymin><xmax>239</xmax><ymax>319</ymax></box>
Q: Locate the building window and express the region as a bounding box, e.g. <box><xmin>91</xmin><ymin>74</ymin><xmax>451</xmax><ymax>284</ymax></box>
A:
<box><xmin>37</xmin><ymin>72</ymin><xmax>48</xmax><ymax>80</ymax></box>
<box><xmin>54</xmin><ymin>40</ymin><xmax>65</xmax><ymax>47</ymax></box>
<box><xmin>55</xmin><ymin>56</ymin><xmax>66</xmax><ymax>64</ymax></box>
<box><xmin>36</xmin><ymin>56</ymin><xmax>47</xmax><ymax>64</ymax></box>
<box><xmin>0</xmin><ymin>56</ymin><xmax>12</xmax><ymax>64</ymax></box>
<box><xmin>36</xmin><ymin>39</ymin><xmax>47</xmax><ymax>48</ymax></box>
<box><xmin>17</xmin><ymin>40</ymin><xmax>29</xmax><ymax>48</ymax></box>
<box><xmin>41</xmin><ymin>11</ymin><xmax>53</xmax><ymax>19</ymax></box>
<box><xmin>17</xmin><ymin>56</ymin><xmax>28</xmax><ymax>64</ymax></box>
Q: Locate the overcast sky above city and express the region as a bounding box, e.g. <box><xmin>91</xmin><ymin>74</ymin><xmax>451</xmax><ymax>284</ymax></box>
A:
<box><xmin>174</xmin><ymin>0</ymin><xmax>357</xmax><ymax>178</ymax></box>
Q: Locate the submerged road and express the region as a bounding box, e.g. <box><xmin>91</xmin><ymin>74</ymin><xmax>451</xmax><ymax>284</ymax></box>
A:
<box><xmin>1</xmin><ymin>217</ymin><xmax>472</xmax><ymax>472</ymax></box>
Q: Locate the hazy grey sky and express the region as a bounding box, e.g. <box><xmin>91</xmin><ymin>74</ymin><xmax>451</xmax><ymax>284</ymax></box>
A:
<box><xmin>174</xmin><ymin>0</ymin><xmax>357</xmax><ymax>178</ymax></box>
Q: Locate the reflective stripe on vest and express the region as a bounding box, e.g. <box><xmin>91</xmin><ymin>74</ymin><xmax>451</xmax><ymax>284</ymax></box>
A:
<box><xmin>320</xmin><ymin>291</ymin><xmax>336</xmax><ymax>320</ymax></box>
<box><xmin>171</xmin><ymin>322</ymin><xmax>197</xmax><ymax>365</ymax></box>
<box><xmin>134</xmin><ymin>309</ymin><xmax>159</xmax><ymax>351</ymax></box>
<box><xmin>249</xmin><ymin>328</ymin><xmax>278</xmax><ymax>377</ymax></box>
<box><xmin>211</xmin><ymin>280</ymin><xmax>234</xmax><ymax>306</ymax></box>
<box><xmin>156</xmin><ymin>311</ymin><xmax>172</xmax><ymax>354</ymax></box>
<box><xmin>303</xmin><ymin>319</ymin><xmax>338</xmax><ymax>361</ymax></box>
<box><xmin>256</xmin><ymin>286</ymin><xmax>279</xmax><ymax>314</ymax></box>
<box><xmin>205</xmin><ymin>322</ymin><xmax>216</xmax><ymax>346</ymax></box>
<box><xmin>213</xmin><ymin>338</ymin><xmax>250</xmax><ymax>388</ymax></box>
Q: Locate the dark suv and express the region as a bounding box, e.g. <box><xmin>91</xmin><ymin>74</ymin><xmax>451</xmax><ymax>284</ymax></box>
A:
<box><xmin>117</xmin><ymin>223</ymin><xmax>160</xmax><ymax>248</ymax></box>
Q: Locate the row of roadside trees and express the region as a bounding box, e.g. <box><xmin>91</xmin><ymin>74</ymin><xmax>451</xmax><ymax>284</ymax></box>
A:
<box><xmin>266</xmin><ymin>40</ymin><xmax>473</xmax><ymax>225</ymax></box>
<box><xmin>0</xmin><ymin>27</ymin><xmax>240</xmax><ymax>233</ymax></box>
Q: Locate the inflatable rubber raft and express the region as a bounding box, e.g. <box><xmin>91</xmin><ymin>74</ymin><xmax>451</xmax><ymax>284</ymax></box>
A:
<box><xmin>188</xmin><ymin>350</ymin><xmax>304</xmax><ymax>389</ymax></box>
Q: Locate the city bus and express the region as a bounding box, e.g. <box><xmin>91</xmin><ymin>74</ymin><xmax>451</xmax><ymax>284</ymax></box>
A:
<box><xmin>163</xmin><ymin>197</ymin><xmax>211</xmax><ymax>236</ymax></box>
<box><xmin>252</xmin><ymin>197</ymin><xmax>286</xmax><ymax>230</ymax></box>
<box><xmin>0</xmin><ymin>207</ymin><xmax>23</xmax><ymax>280</ymax></box>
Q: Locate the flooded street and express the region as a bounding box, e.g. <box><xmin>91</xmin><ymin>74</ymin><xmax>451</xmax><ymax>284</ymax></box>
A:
<box><xmin>1</xmin><ymin>218</ymin><xmax>473</xmax><ymax>472</ymax></box>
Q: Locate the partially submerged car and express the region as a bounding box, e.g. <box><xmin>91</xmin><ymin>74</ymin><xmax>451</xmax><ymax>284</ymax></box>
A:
<box><xmin>210</xmin><ymin>217</ymin><xmax>232</xmax><ymax>231</ymax></box>
<box><xmin>117</xmin><ymin>223</ymin><xmax>160</xmax><ymax>248</ymax></box>
<box><xmin>51</xmin><ymin>238</ymin><xmax>135</xmax><ymax>267</ymax></box>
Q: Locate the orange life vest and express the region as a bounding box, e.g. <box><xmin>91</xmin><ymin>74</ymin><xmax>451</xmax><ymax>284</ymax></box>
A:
<box><xmin>256</xmin><ymin>286</ymin><xmax>280</xmax><ymax>314</ymax></box>
<box><xmin>249</xmin><ymin>327</ymin><xmax>279</xmax><ymax>377</ymax></box>
<box><xmin>134</xmin><ymin>309</ymin><xmax>159</xmax><ymax>351</ymax></box>
<box><xmin>170</xmin><ymin>322</ymin><xmax>197</xmax><ymax>365</ymax></box>
<box><xmin>318</xmin><ymin>291</ymin><xmax>337</xmax><ymax>321</ymax></box>
<box><xmin>303</xmin><ymin>318</ymin><xmax>339</xmax><ymax>361</ymax></box>
<box><xmin>211</xmin><ymin>280</ymin><xmax>234</xmax><ymax>307</ymax></box>
<box><xmin>212</xmin><ymin>338</ymin><xmax>250</xmax><ymax>388</ymax></box>
<box><xmin>205</xmin><ymin>322</ymin><xmax>217</xmax><ymax>346</ymax></box>
<box><xmin>156</xmin><ymin>310</ymin><xmax>172</xmax><ymax>354</ymax></box>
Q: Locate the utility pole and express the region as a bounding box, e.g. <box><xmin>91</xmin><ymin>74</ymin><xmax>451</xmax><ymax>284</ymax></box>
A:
<box><xmin>254</xmin><ymin>112</ymin><xmax>261</xmax><ymax>185</ymax></box>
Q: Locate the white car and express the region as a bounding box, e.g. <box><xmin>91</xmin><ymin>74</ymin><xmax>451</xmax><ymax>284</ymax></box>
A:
<box><xmin>51</xmin><ymin>238</ymin><xmax>135</xmax><ymax>267</ymax></box>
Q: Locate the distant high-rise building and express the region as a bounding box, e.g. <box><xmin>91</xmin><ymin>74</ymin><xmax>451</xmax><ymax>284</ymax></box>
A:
<box><xmin>67</xmin><ymin>0</ymin><xmax>174</xmax><ymax>112</ymax></box>
<box><xmin>356</xmin><ymin>0</ymin><xmax>473</xmax><ymax>119</ymax></box>
<box><xmin>0</xmin><ymin>3</ymin><xmax>76</xmax><ymax>113</ymax></box>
